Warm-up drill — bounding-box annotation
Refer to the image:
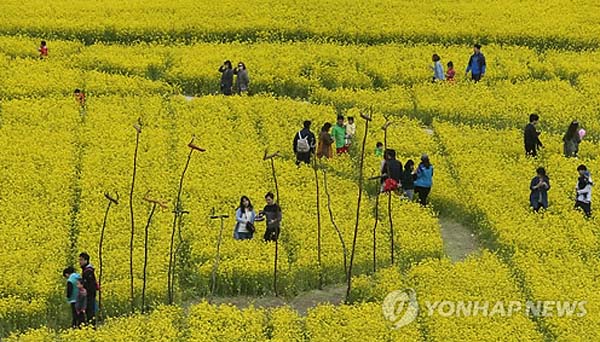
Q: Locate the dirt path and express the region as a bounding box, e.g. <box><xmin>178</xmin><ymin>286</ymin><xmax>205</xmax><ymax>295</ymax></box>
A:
<box><xmin>439</xmin><ymin>215</ymin><xmax>480</xmax><ymax>262</ymax></box>
<box><xmin>190</xmin><ymin>284</ymin><xmax>346</xmax><ymax>316</ymax></box>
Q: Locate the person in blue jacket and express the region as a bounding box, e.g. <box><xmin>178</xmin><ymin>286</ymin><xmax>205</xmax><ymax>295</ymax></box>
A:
<box><xmin>465</xmin><ymin>44</ymin><xmax>486</xmax><ymax>82</ymax></box>
<box><xmin>63</xmin><ymin>266</ymin><xmax>81</xmax><ymax>328</ymax></box>
<box><xmin>530</xmin><ymin>167</ymin><xmax>550</xmax><ymax>212</ymax></box>
<box><xmin>414</xmin><ymin>154</ymin><xmax>434</xmax><ymax>206</ymax></box>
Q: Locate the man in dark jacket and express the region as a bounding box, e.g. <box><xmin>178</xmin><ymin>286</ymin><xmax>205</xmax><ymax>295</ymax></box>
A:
<box><xmin>79</xmin><ymin>252</ymin><xmax>97</xmax><ymax>326</ymax></box>
<box><xmin>465</xmin><ymin>44</ymin><xmax>486</xmax><ymax>82</ymax></box>
<box><xmin>381</xmin><ymin>149</ymin><xmax>403</xmax><ymax>193</ymax></box>
<box><xmin>258</xmin><ymin>192</ymin><xmax>283</xmax><ymax>242</ymax></box>
<box><xmin>524</xmin><ymin>114</ymin><xmax>543</xmax><ymax>157</ymax></box>
<box><xmin>218</xmin><ymin>60</ymin><xmax>234</xmax><ymax>95</ymax></box>
<box><xmin>293</xmin><ymin>120</ymin><xmax>316</xmax><ymax>165</ymax></box>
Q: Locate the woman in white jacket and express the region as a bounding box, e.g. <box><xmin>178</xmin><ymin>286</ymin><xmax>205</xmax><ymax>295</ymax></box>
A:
<box><xmin>234</xmin><ymin>196</ymin><xmax>256</xmax><ymax>240</ymax></box>
<box><xmin>575</xmin><ymin>165</ymin><xmax>593</xmax><ymax>217</ymax></box>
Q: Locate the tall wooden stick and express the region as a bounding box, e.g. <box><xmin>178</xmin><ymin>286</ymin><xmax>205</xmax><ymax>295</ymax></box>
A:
<box><xmin>264</xmin><ymin>150</ymin><xmax>281</xmax><ymax>296</ymax></box>
<box><xmin>129</xmin><ymin>118</ymin><xmax>142</xmax><ymax>314</ymax></box>
<box><xmin>141</xmin><ymin>194</ymin><xmax>166</xmax><ymax>313</ymax></box>
<box><xmin>168</xmin><ymin>137</ymin><xmax>205</xmax><ymax>304</ymax></box>
<box><xmin>382</xmin><ymin>116</ymin><xmax>395</xmax><ymax>265</ymax></box>
<box><xmin>141</xmin><ymin>202</ymin><xmax>158</xmax><ymax>314</ymax></box>
<box><xmin>98</xmin><ymin>191</ymin><xmax>118</xmax><ymax>321</ymax></box>
<box><xmin>372</xmin><ymin>193</ymin><xmax>379</xmax><ymax>273</ymax></box>
<box><xmin>346</xmin><ymin>111</ymin><xmax>372</xmax><ymax>303</ymax></box>
<box><xmin>313</xmin><ymin>158</ymin><xmax>323</xmax><ymax>289</ymax></box>
<box><xmin>210</xmin><ymin>211</ymin><xmax>228</xmax><ymax>296</ymax></box>
<box><xmin>323</xmin><ymin>170</ymin><xmax>348</xmax><ymax>279</ymax></box>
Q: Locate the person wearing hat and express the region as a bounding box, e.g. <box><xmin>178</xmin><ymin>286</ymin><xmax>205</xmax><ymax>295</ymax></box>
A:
<box><xmin>414</xmin><ymin>154</ymin><xmax>433</xmax><ymax>206</ymax></box>
<box><xmin>563</xmin><ymin>120</ymin><xmax>582</xmax><ymax>158</ymax></box>
<box><xmin>465</xmin><ymin>44</ymin><xmax>486</xmax><ymax>82</ymax></box>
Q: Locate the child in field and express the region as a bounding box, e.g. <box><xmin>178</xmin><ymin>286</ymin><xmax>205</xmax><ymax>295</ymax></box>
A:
<box><xmin>75</xmin><ymin>278</ymin><xmax>88</xmax><ymax>327</ymax></box>
<box><xmin>332</xmin><ymin>115</ymin><xmax>347</xmax><ymax>154</ymax></box>
<box><xmin>74</xmin><ymin>89</ymin><xmax>86</xmax><ymax>107</ymax></box>
<box><xmin>375</xmin><ymin>142</ymin><xmax>384</xmax><ymax>157</ymax></box>
<box><xmin>345</xmin><ymin>116</ymin><xmax>356</xmax><ymax>146</ymax></box>
<box><xmin>38</xmin><ymin>40</ymin><xmax>48</xmax><ymax>59</ymax></box>
<box><xmin>63</xmin><ymin>267</ymin><xmax>81</xmax><ymax>328</ymax></box>
<box><xmin>446</xmin><ymin>61</ymin><xmax>455</xmax><ymax>82</ymax></box>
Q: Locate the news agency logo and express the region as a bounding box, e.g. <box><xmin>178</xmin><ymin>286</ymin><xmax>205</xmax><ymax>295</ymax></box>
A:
<box><xmin>382</xmin><ymin>288</ymin><xmax>419</xmax><ymax>329</ymax></box>
<box><xmin>383</xmin><ymin>288</ymin><xmax>587</xmax><ymax>329</ymax></box>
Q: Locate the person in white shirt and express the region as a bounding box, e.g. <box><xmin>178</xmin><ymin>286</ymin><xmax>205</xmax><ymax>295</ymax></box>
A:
<box><xmin>345</xmin><ymin>116</ymin><xmax>356</xmax><ymax>146</ymax></box>
<box><xmin>234</xmin><ymin>196</ymin><xmax>256</xmax><ymax>240</ymax></box>
<box><xmin>575</xmin><ymin>164</ymin><xmax>593</xmax><ymax>218</ymax></box>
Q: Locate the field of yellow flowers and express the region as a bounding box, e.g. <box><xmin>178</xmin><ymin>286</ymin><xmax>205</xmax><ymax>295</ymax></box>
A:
<box><xmin>2</xmin><ymin>0</ymin><xmax>600</xmax><ymax>341</ymax></box>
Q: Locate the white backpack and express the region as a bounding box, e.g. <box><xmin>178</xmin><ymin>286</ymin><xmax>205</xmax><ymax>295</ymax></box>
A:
<box><xmin>296</xmin><ymin>131</ymin><xmax>311</xmax><ymax>153</ymax></box>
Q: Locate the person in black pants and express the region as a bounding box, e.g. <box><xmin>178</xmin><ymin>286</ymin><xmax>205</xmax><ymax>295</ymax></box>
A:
<box><xmin>79</xmin><ymin>252</ymin><xmax>97</xmax><ymax>326</ymax></box>
<box><xmin>293</xmin><ymin>120</ymin><xmax>316</xmax><ymax>165</ymax></box>
<box><xmin>63</xmin><ymin>266</ymin><xmax>80</xmax><ymax>328</ymax></box>
<box><xmin>524</xmin><ymin>114</ymin><xmax>543</xmax><ymax>157</ymax></box>
<box><xmin>258</xmin><ymin>192</ymin><xmax>282</xmax><ymax>242</ymax></box>
<box><xmin>575</xmin><ymin>165</ymin><xmax>593</xmax><ymax>218</ymax></box>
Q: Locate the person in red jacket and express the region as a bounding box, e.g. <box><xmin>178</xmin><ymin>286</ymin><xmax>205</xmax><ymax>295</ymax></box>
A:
<box><xmin>38</xmin><ymin>40</ymin><xmax>48</xmax><ymax>59</ymax></box>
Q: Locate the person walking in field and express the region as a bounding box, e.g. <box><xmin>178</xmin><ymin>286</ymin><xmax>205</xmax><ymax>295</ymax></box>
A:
<box><xmin>293</xmin><ymin>120</ymin><xmax>316</xmax><ymax>165</ymax></box>
<box><xmin>574</xmin><ymin>164</ymin><xmax>593</xmax><ymax>217</ymax></box>
<box><xmin>332</xmin><ymin>115</ymin><xmax>347</xmax><ymax>155</ymax></box>
<box><xmin>74</xmin><ymin>278</ymin><xmax>88</xmax><ymax>327</ymax></box>
<box><xmin>258</xmin><ymin>192</ymin><xmax>282</xmax><ymax>242</ymax></box>
<box><xmin>563</xmin><ymin>120</ymin><xmax>582</xmax><ymax>158</ymax></box>
<box><xmin>375</xmin><ymin>142</ymin><xmax>384</xmax><ymax>158</ymax></box>
<box><xmin>380</xmin><ymin>149</ymin><xmax>403</xmax><ymax>193</ymax></box>
<box><xmin>38</xmin><ymin>40</ymin><xmax>48</xmax><ymax>59</ymax></box>
<box><xmin>79</xmin><ymin>252</ymin><xmax>98</xmax><ymax>326</ymax></box>
<box><xmin>465</xmin><ymin>44</ymin><xmax>486</xmax><ymax>82</ymax></box>
<box><xmin>234</xmin><ymin>62</ymin><xmax>250</xmax><ymax>94</ymax></box>
<box><xmin>234</xmin><ymin>196</ymin><xmax>256</xmax><ymax>240</ymax></box>
<box><xmin>317</xmin><ymin>123</ymin><xmax>334</xmax><ymax>159</ymax></box>
<box><xmin>414</xmin><ymin>154</ymin><xmax>433</xmax><ymax>206</ymax></box>
<box><xmin>431</xmin><ymin>54</ymin><xmax>445</xmax><ymax>82</ymax></box>
<box><xmin>529</xmin><ymin>167</ymin><xmax>550</xmax><ymax>212</ymax></box>
<box><xmin>63</xmin><ymin>267</ymin><xmax>81</xmax><ymax>328</ymax></box>
<box><xmin>524</xmin><ymin>114</ymin><xmax>543</xmax><ymax>157</ymax></box>
<box><xmin>401</xmin><ymin>159</ymin><xmax>416</xmax><ymax>200</ymax></box>
<box><xmin>218</xmin><ymin>60</ymin><xmax>234</xmax><ymax>95</ymax></box>
<box><xmin>446</xmin><ymin>61</ymin><xmax>456</xmax><ymax>82</ymax></box>
<box><xmin>74</xmin><ymin>89</ymin><xmax>86</xmax><ymax>108</ymax></box>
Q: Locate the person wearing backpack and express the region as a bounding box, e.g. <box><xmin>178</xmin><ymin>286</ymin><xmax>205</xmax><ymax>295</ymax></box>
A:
<box><xmin>293</xmin><ymin>120</ymin><xmax>316</xmax><ymax>165</ymax></box>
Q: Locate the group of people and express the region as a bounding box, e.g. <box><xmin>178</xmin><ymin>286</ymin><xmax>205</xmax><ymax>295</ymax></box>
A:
<box><xmin>431</xmin><ymin>44</ymin><xmax>487</xmax><ymax>83</ymax></box>
<box><xmin>529</xmin><ymin>165</ymin><xmax>593</xmax><ymax>217</ymax></box>
<box><xmin>378</xmin><ymin>150</ymin><xmax>434</xmax><ymax>206</ymax></box>
<box><xmin>291</xmin><ymin>116</ymin><xmax>357</xmax><ymax>163</ymax></box>
<box><xmin>291</xmin><ymin>117</ymin><xmax>434</xmax><ymax>206</ymax></box>
<box><xmin>62</xmin><ymin>253</ymin><xmax>98</xmax><ymax>328</ymax></box>
<box><xmin>525</xmin><ymin>114</ymin><xmax>593</xmax><ymax>217</ymax></box>
<box><xmin>218</xmin><ymin>60</ymin><xmax>250</xmax><ymax>95</ymax></box>
<box><xmin>233</xmin><ymin>192</ymin><xmax>282</xmax><ymax>241</ymax></box>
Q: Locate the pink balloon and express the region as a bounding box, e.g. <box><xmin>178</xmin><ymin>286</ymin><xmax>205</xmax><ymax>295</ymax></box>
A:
<box><xmin>579</xmin><ymin>129</ymin><xmax>586</xmax><ymax>139</ymax></box>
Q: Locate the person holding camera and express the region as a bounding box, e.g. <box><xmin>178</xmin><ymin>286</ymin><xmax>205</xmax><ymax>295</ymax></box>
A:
<box><xmin>529</xmin><ymin>167</ymin><xmax>550</xmax><ymax>212</ymax></box>
<box><xmin>218</xmin><ymin>60</ymin><xmax>234</xmax><ymax>95</ymax></box>
<box><xmin>234</xmin><ymin>62</ymin><xmax>250</xmax><ymax>94</ymax></box>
